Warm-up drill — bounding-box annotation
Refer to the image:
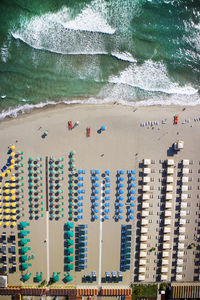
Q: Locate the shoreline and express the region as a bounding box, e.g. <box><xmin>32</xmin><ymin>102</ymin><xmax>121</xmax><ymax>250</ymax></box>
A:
<box><xmin>1</xmin><ymin>97</ymin><xmax>200</xmax><ymax>124</ymax></box>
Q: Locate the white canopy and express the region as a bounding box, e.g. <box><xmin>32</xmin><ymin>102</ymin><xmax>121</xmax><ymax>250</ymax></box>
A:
<box><xmin>166</xmin><ymin>193</ymin><xmax>173</xmax><ymax>200</ymax></box>
<box><xmin>179</xmin><ymin>227</ymin><xmax>186</xmax><ymax>233</ymax></box>
<box><xmin>140</xmin><ymin>251</ymin><xmax>147</xmax><ymax>257</ymax></box>
<box><xmin>180</xmin><ymin>210</ymin><xmax>186</xmax><ymax>217</ymax></box>
<box><xmin>165</xmin><ymin>211</ymin><xmax>172</xmax><ymax>217</ymax></box>
<box><xmin>167</xmin><ymin>176</ymin><xmax>174</xmax><ymax>183</ymax></box>
<box><xmin>161</xmin><ymin>274</ymin><xmax>168</xmax><ymax>280</ymax></box>
<box><xmin>161</xmin><ymin>266</ymin><xmax>168</xmax><ymax>273</ymax></box>
<box><xmin>165</xmin><ymin>202</ymin><xmax>172</xmax><ymax>208</ymax></box>
<box><xmin>178</xmin><ymin>243</ymin><xmax>184</xmax><ymax>249</ymax></box>
<box><xmin>141</xmin><ymin>227</ymin><xmax>148</xmax><ymax>233</ymax></box>
<box><xmin>164</xmin><ymin>219</ymin><xmax>171</xmax><ymax>225</ymax></box>
<box><xmin>140</xmin><ymin>235</ymin><xmax>148</xmax><ymax>241</ymax></box>
<box><xmin>163</xmin><ymin>235</ymin><xmax>170</xmax><ymax>241</ymax></box>
<box><xmin>178</xmin><ymin>234</ymin><xmax>185</xmax><ymax>241</ymax></box>
<box><xmin>162</xmin><ymin>252</ymin><xmax>169</xmax><ymax>258</ymax></box>
<box><xmin>177</xmin><ymin>259</ymin><xmax>183</xmax><ymax>265</ymax></box>
<box><xmin>143</xmin><ymin>185</ymin><xmax>150</xmax><ymax>192</ymax></box>
<box><xmin>142</xmin><ymin>193</ymin><xmax>150</xmax><ymax>200</ymax></box>
<box><xmin>144</xmin><ymin>167</ymin><xmax>151</xmax><ymax>174</ymax></box>
<box><xmin>163</xmin><ymin>243</ymin><xmax>170</xmax><ymax>249</ymax></box>
<box><xmin>143</xmin><ymin>159</ymin><xmax>151</xmax><ymax>165</ymax></box>
<box><xmin>162</xmin><ymin>259</ymin><xmax>169</xmax><ymax>265</ymax></box>
<box><xmin>141</xmin><ymin>219</ymin><xmax>148</xmax><ymax>225</ymax></box>
<box><xmin>140</xmin><ymin>243</ymin><xmax>147</xmax><ymax>250</ymax></box>
<box><xmin>167</xmin><ymin>159</ymin><xmax>174</xmax><ymax>165</ymax></box>
<box><xmin>139</xmin><ymin>259</ymin><xmax>146</xmax><ymax>265</ymax></box>
<box><xmin>141</xmin><ymin>210</ymin><xmax>149</xmax><ymax>217</ymax></box>
<box><xmin>176</xmin><ymin>266</ymin><xmax>183</xmax><ymax>273</ymax></box>
<box><xmin>143</xmin><ymin>176</ymin><xmax>150</xmax><ymax>183</ymax></box>
<box><xmin>182</xmin><ymin>176</ymin><xmax>188</xmax><ymax>183</ymax></box>
<box><xmin>177</xmin><ymin>251</ymin><xmax>184</xmax><ymax>257</ymax></box>
<box><xmin>164</xmin><ymin>227</ymin><xmax>171</xmax><ymax>233</ymax></box>
<box><xmin>179</xmin><ymin>218</ymin><xmax>186</xmax><ymax>225</ymax></box>
<box><xmin>181</xmin><ymin>193</ymin><xmax>187</xmax><ymax>200</ymax></box>
<box><xmin>182</xmin><ymin>168</ymin><xmax>189</xmax><ymax>174</ymax></box>
<box><xmin>182</xmin><ymin>159</ymin><xmax>189</xmax><ymax>165</ymax></box>
<box><xmin>167</xmin><ymin>167</ymin><xmax>174</xmax><ymax>174</ymax></box>
<box><xmin>139</xmin><ymin>267</ymin><xmax>146</xmax><ymax>273</ymax></box>
<box><xmin>166</xmin><ymin>184</ymin><xmax>173</xmax><ymax>191</ymax></box>
<box><xmin>181</xmin><ymin>185</ymin><xmax>188</xmax><ymax>192</ymax></box>
<box><xmin>138</xmin><ymin>274</ymin><xmax>145</xmax><ymax>281</ymax></box>
<box><xmin>142</xmin><ymin>202</ymin><xmax>149</xmax><ymax>209</ymax></box>
<box><xmin>181</xmin><ymin>202</ymin><xmax>187</xmax><ymax>209</ymax></box>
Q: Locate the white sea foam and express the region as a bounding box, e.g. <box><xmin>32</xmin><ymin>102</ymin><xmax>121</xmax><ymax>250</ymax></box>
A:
<box><xmin>108</xmin><ymin>60</ymin><xmax>198</xmax><ymax>95</ymax></box>
<box><xmin>1</xmin><ymin>92</ymin><xmax>200</xmax><ymax>121</ymax></box>
<box><xmin>62</xmin><ymin>7</ymin><xmax>115</xmax><ymax>34</ymax></box>
<box><xmin>111</xmin><ymin>51</ymin><xmax>136</xmax><ymax>63</ymax></box>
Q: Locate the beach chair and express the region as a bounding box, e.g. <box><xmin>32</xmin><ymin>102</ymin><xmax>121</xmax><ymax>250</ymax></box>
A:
<box><xmin>68</xmin><ymin>121</ymin><xmax>72</xmax><ymax>130</ymax></box>
<box><xmin>86</xmin><ymin>128</ymin><xmax>91</xmax><ymax>137</ymax></box>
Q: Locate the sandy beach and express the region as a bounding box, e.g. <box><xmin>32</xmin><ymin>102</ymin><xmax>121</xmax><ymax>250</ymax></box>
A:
<box><xmin>0</xmin><ymin>103</ymin><xmax>200</xmax><ymax>287</ymax></box>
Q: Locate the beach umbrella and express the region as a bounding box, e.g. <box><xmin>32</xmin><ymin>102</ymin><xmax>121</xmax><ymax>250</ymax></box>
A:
<box><xmin>5</xmin><ymin>215</ymin><xmax>10</xmax><ymax>220</ymax></box>
<box><xmin>131</xmin><ymin>170</ymin><xmax>136</xmax><ymax>174</ymax></box>
<box><xmin>11</xmin><ymin>215</ymin><xmax>16</xmax><ymax>220</ymax></box>
<box><xmin>11</xmin><ymin>203</ymin><xmax>16</xmax><ymax>208</ymax></box>
<box><xmin>5</xmin><ymin>183</ymin><xmax>9</xmax><ymax>188</ymax></box>
<box><xmin>4</xmin><ymin>196</ymin><xmax>9</xmax><ymax>201</ymax></box>
<box><xmin>4</xmin><ymin>189</ymin><xmax>9</xmax><ymax>194</ymax></box>
<box><xmin>11</xmin><ymin>176</ymin><xmax>15</xmax><ymax>181</ymax></box>
<box><xmin>5</xmin><ymin>208</ymin><xmax>10</xmax><ymax>213</ymax></box>
<box><xmin>119</xmin><ymin>190</ymin><xmax>124</xmax><ymax>194</ymax></box>
<box><xmin>12</xmin><ymin>222</ymin><xmax>17</xmax><ymax>227</ymax></box>
<box><xmin>10</xmin><ymin>145</ymin><xmax>15</xmax><ymax>150</ymax></box>
<box><xmin>11</xmin><ymin>183</ymin><xmax>16</xmax><ymax>188</ymax></box>
<box><xmin>11</xmin><ymin>190</ymin><xmax>15</xmax><ymax>194</ymax></box>
<box><xmin>1</xmin><ymin>173</ymin><xmax>5</xmax><ymax>178</ymax></box>
<box><xmin>11</xmin><ymin>152</ymin><xmax>15</xmax><ymax>157</ymax></box>
<box><xmin>5</xmin><ymin>221</ymin><xmax>10</xmax><ymax>227</ymax></box>
<box><xmin>101</xmin><ymin>125</ymin><xmax>106</xmax><ymax>131</ymax></box>
<box><xmin>130</xmin><ymin>190</ymin><xmax>135</xmax><ymax>195</ymax></box>
<box><xmin>5</xmin><ymin>203</ymin><xmax>10</xmax><ymax>208</ymax></box>
<box><xmin>11</xmin><ymin>159</ymin><xmax>15</xmax><ymax>164</ymax></box>
<box><xmin>9</xmin><ymin>165</ymin><xmax>14</xmax><ymax>170</ymax></box>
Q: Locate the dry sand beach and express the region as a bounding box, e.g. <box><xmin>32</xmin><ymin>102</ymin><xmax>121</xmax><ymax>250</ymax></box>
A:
<box><xmin>0</xmin><ymin>103</ymin><xmax>200</xmax><ymax>288</ymax></box>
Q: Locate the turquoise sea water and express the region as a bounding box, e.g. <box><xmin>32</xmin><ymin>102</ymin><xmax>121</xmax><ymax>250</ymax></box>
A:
<box><xmin>0</xmin><ymin>0</ymin><xmax>199</xmax><ymax>119</ymax></box>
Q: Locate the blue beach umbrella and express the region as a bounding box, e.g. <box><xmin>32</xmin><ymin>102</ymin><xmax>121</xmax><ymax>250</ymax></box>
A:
<box><xmin>101</xmin><ymin>126</ymin><xmax>106</xmax><ymax>131</ymax></box>
<box><xmin>131</xmin><ymin>170</ymin><xmax>136</xmax><ymax>174</ymax></box>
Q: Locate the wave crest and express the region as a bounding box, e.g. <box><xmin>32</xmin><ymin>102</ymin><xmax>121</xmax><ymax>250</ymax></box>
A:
<box><xmin>108</xmin><ymin>60</ymin><xmax>198</xmax><ymax>95</ymax></box>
